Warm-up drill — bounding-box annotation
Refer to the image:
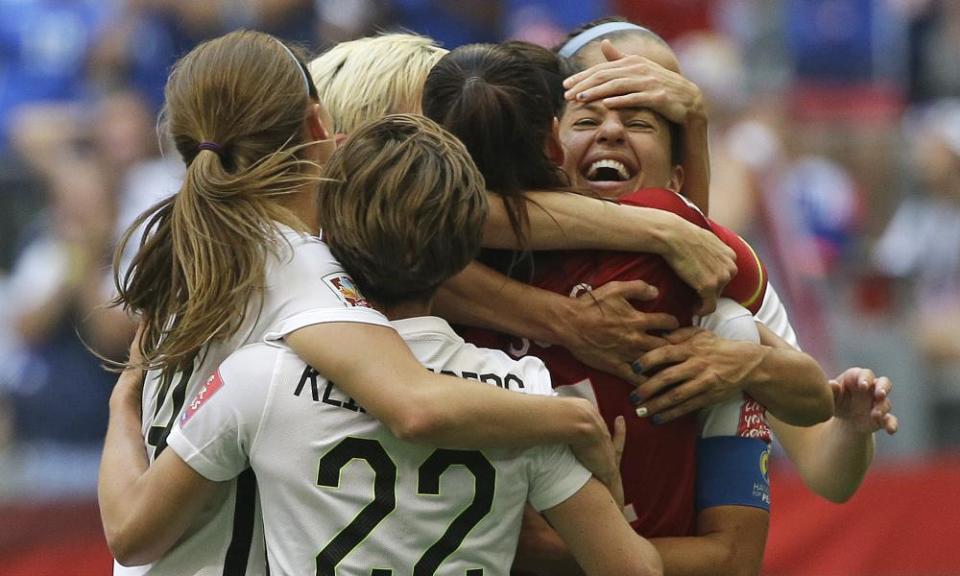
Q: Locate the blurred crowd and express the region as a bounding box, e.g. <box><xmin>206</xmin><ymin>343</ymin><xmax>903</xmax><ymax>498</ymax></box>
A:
<box><xmin>1</xmin><ymin>0</ymin><xmax>959</xmax><ymax>501</ymax></box>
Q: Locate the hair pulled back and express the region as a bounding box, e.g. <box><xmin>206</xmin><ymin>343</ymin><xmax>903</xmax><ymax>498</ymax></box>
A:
<box><xmin>114</xmin><ymin>29</ymin><xmax>320</xmax><ymax>374</ymax></box>
<box><xmin>421</xmin><ymin>43</ymin><xmax>567</xmax><ymax>248</ymax></box>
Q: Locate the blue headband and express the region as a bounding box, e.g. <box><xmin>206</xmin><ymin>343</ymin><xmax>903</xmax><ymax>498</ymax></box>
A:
<box><xmin>558</xmin><ymin>22</ymin><xmax>647</xmax><ymax>59</ymax></box>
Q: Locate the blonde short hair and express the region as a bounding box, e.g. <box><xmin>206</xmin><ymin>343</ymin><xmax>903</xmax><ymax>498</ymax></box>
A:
<box><xmin>317</xmin><ymin>114</ymin><xmax>487</xmax><ymax>307</ymax></box>
<box><xmin>309</xmin><ymin>33</ymin><xmax>447</xmax><ymax>134</ymax></box>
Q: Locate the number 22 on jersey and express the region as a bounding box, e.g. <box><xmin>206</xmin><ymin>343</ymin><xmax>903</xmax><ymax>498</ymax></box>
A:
<box><xmin>316</xmin><ymin>437</ymin><xmax>495</xmax><ymax>576</ymax></box>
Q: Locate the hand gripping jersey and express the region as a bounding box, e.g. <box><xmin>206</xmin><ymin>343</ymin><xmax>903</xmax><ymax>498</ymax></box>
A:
<box><xmin>168</xmin><ymin>317</ymin><xmax>592</xmax><ymax>576</ymax></box>
<box><xmin>463</xmin><ymin>188</ymin><xmax>771</xmax><ymax>538</ymax></box>
<box><xmin>120</xmin><ymin>227</ymin><xmax>390</xmax><ymax>576</ymax></box>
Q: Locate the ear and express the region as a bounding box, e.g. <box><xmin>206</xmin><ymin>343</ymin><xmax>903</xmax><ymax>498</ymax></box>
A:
<box><xmin>335</xmin><ymin>133</ymin><xmax>348</xmax><ymax>146</ymax></box>
<box><xmin>546</xmin><ymin>117</ymin><xmax>565</xmax><ymax>166</ymax></box>
<box><xmin>307</xmin><ymin>103</ymin><xmax>330</xmax><ymax>141</ymax></box>
<box><xmin>668</xmin><ymin>164</ymin><xmax>685</xmax><ymax>193</ymax></box>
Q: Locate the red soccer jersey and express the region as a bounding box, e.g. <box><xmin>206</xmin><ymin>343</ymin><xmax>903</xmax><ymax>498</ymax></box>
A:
<box><xmin>462</xmin><ymin>188</ymin><xmax>768</xmax><ymax>537</ymax></box>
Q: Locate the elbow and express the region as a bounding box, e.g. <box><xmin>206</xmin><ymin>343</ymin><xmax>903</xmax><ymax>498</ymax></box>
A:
<box><xmin>382</xmin><ymin>398</ymin><xmax>448</xmax><ymax>444</ymax></box>
<box><xmin>642</xmin><ymin>553</ymin><xmax>664</xmax><ymax>576</ymax></box>
<box><xmin>809</xmin><ymin>476</ymin><xmax>862</xmax><ymax>504</ymax></box>
<box><xmin>105</xmin><ymin>528</ymin><xmax>160</xmax><ymax>567</ymax></box>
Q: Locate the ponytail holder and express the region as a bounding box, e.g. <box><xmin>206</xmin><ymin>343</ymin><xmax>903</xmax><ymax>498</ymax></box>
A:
<box><xmin>198</xmin><ymin>141</ymin><xmax>223</xmax><ymax>155</ymax></box>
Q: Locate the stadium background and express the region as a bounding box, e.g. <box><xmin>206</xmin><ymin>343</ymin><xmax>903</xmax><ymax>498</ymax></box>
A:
<box><xmin>0</xmin><ymin>0</ymin><xmax>958</xmax><ymax>574</ymax></box>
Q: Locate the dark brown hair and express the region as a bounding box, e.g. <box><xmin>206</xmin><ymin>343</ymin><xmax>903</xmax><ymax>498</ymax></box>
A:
<box><xmin>317</xmin><ymin>114</ymin><xmax>487</xmax><ymax>307</ymax></box>
<box><xmin>422</xmin><ymin>43</ymin><xmax>568</xmax><ymax>249</ymax></box>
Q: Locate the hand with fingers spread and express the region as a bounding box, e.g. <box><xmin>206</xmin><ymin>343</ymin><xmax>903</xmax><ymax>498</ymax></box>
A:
<box><xmin>561</xmin><ymin>280</ymin><xmax>679</xmax><ymax>386</ymax></box>
<box><xmin>830</xmin><ymin>367</ymin><xmax>899</xmax><ymax>435</ymax></box>
<box><xmin>563</xmin><ymin>40</ymin><xmax>706</xmax><ymax>130</ymax></box>
<box><xmin>629</xmin><ymin>327</ymin><xmax>764</xmax><ymax>422</ymax></box>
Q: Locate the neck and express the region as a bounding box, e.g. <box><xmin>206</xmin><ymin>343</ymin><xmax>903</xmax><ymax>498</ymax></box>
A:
<box><xmin>283</xmin><ymin>188</ymin><xmax>319</xmax><ymax>234</ymax></box>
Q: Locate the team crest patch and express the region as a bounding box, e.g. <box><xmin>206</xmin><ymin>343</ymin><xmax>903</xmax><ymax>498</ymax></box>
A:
<box><xmin>737</xmin><ymin>397</ymin><xmax>771</xmax><ymax>442</ymax></box>
<box><xmin>322</xmin><ymin>273</ymin><xmax>370</xmax><ymax>308</ymax></box>
<box><xmin>181</xmin><ymin>371</ymin><xmax>226</xmax><ymax>425</ymax></box>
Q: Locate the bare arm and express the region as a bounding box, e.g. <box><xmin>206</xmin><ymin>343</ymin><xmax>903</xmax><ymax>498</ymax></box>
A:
<box><xmin>650</xmin><ymin>506</ymin><xmax>769</xmax><ymax>576</ymax></box>
<box><xmin>284</xmin><ymin>322</ymin><xmax>618</xmax><ymax>482</ymax></box>
<box><xmin>771</xmin><ymin>368</ymin><xmax>897</xmax><ymax>503</ymax></box>
<box><xmin>543</xmin><ymin>478</ymin><xmax>663</xmax><ymax>576</ymax></box>
<box><xmin>484</xmin><ymin>191</ymin><xmax>735</xmax><ymax>313</ymax></box>
<box><xmin>513</xmin><ymin>502</ymin><xmax>765</xmax><ymax>576</ymax></box>
<box><xmin>633</xmin><ymin>325</ymin><xmax>833</xmax><ymax>426</ymax></box>
<box><xmin>98</xmin><ymin>365</ymin><xmax>223</xmax><ymax>566</ymax></box>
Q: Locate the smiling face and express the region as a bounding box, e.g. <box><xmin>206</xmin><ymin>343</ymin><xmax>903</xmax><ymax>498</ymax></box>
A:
<box><xmin>559</xmin><ymin>101</ymin><xmax>682</xmax><ymax>198</ymax></box>
<box><xmin>559</xmin><ymin>34</ymin><xmax>685</xmax><ymax>198</ymax></box>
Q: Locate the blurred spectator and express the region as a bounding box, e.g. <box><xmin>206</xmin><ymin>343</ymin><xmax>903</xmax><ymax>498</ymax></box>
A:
<box><xmin>874</xmin><ymin>100</ymin><xmax>960</xmax><ymax>361</ymax></box>
<box><xmin>613</xmin><ymin>0</ymin><xmax>713</xmax><ymax>41</ymax></box>
<box><xmin>904</xmin><ymin>0</ymin><xmax>960</xmax><ymax>102</ymax></box>
<box><xmin>387</xmin><ymin>0</ymin><xmax>503</xmax><ymax>47</ymax></box>
<box><xmin>504</xmin><ymin>0</ymin><xmax>608</xmax><ymax>48</ymax></box>
<box><xmin>90</xmin><ymin>0</ymin><xmax>318</xmax><ymax>111</ymax></box>
<box><xmin>3</xmin><ymin>160</ymin><xmax>117</xmax><ymax>445</ymax></box>
<box><xmin>0</xmin><ymin>0</ymin><xmax>114</xmax><ymax>152</ymax></box>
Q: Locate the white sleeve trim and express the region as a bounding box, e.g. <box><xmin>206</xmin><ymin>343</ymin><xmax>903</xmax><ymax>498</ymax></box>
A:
<box><xmin>264</xmin><ymin>306</ymin><xmax>391</xmax><ymax>342</ymax></box>
<box><xmin>167</xmin><ymin>429</ymin><xmax>239</xmax><ymax>482</ymax></box>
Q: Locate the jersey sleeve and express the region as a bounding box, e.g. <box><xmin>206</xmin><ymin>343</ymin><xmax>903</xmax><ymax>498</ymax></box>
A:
<box><xmin>707</xmin><ymin>223</ymin><xmax>768</xmax><ymax>315</ymax></box>
<box><xmin>618</xmin><ymin>188</ymin><xmax>768</xmax><ymax>314</ymax></box>
<box><xmin>526</xmin><ymin>443</ymin><xmax>593</xmax><ymax>512</ymax></box>
<box><xmin>696</xmin><ymin>299</ymin><xmax>772</xmax><ymax>512</ymax></box>
<box><xmin>262</xmin><ymin>233</ymin><xmax>390</xmax><ymax>342</ymax></box>
<box><xmin>754</xmin><ymin>283</ymin><xmax>800</xmax><ymax>350</ymax></box>
<box><xmin>166</xmin><ymin>346</ymin><xmax>278</xmax><ymax>481</ymax></box>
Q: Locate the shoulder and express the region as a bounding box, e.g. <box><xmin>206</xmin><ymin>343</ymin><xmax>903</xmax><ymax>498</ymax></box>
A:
<box><xmin>698</xmin><ymin>299</ymin><xmax>758</xmax><ymax>343</ymax></box>
<box><xmin>619</xmin><ymin>187</ymin><xmax>710</xmax><ymax>228</ymax></box>
<box><xmin>218</xmin><ymin>342</ymin><xmax>299</xmax><ymax>390</ymax></box>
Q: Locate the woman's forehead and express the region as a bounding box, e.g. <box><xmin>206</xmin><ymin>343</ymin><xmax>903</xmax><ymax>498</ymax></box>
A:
<box><xmin>578</xmin><ymin>35</ymin><xmax>681</xmax><ymax>73</ymax></box>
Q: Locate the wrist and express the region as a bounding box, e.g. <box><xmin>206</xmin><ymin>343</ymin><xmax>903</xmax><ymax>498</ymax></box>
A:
<box><xmin>741</xmin><ymin>343</ymin><xmax>774</xmax><ymax>397</ymax></box>
<box><xmin>644</xmin><ymin>209</ymin><xmax>680</xmax><ymax>257</ymax></box>
<box><xmin>564</xmin><ymin>397</ymin><xmax>604</xmax><ymax>447</ymax></box>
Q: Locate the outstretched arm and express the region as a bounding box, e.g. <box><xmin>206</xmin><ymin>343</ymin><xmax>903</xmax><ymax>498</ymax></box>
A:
<box><xmin>632</xmin><ymin>323</ymin><xmax>833</xmax><ymax>426</ymax></box>
<box><xmin>771</xmin><ymin>367</ymin><xmax>898</xmax><ymax>503</ymax></box>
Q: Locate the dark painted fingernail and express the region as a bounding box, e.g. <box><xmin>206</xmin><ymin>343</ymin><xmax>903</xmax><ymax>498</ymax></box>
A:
<box><xmin>631</xmin><ymin>361</ymin><xmax>644</xmax><ymax>374</ymax></box>
<box><xmin>651</xmin><ymin>414</ymin><xmax>664</xmax><ymax>426</ymax></box>
<box><xmin>629</xmin><ymin>390</ymin><xmax>642</xmax><ymax>405</ymax></box>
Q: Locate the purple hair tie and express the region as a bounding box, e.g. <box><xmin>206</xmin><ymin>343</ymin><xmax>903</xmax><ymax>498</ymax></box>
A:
<box><xmin>198</xmin><ymin>141</ymin><xmax>223</xmax><ymax>154</ymax></box>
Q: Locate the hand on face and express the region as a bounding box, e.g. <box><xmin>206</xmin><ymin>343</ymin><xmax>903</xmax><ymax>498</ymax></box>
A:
<box><xmin>563</xmin><ymin>39</ymin><xmax>706</xmax><ymax>127</ymax></box>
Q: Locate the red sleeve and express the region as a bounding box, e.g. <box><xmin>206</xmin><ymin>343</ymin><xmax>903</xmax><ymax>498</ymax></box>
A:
<box><xmin>619</xmin><ymin>188</ymin><xmax>768</xmax><ymax>314</ymax></box>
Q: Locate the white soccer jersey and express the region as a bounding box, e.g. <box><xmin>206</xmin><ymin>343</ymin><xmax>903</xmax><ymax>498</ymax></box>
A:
<box><xmin>120</xmin><ymin>226</ymin><xmax>390</xmax><ymax>576</ymax></box>
<box><xmin>168</xmin><ymin>316</ymin><xmax>592</xmax><ymax>576</ymax></box>
<box><xmin>697</xmin><ymin>299</ymin><xmax>770</xmax><ymax>440</ymax></box>
<box><xmin>753</xmin><ymin>283</ymin><xmax>799</xmax><ymax>350</ymax></box>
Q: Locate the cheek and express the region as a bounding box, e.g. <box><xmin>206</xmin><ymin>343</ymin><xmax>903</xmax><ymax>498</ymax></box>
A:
<box><xmin>559</xmin><ymin>131</ymin><xmax>588</xmax><ymax>170</ymax></box>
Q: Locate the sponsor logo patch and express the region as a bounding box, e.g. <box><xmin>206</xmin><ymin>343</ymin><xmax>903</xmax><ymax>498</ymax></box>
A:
<box><xmin>322</xmin><ymin>273</ymin><xmax>370</xmax><ymax>308</ymax></box>
<box><xmin>181</xmin><ymin>371</ymin><xmax>226</xmax><ymax>425</ymax></box>
<box><xmin>737</xmin><ymin>397</ymin><xmax>771</xmax><ymax>442</ymax></box>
